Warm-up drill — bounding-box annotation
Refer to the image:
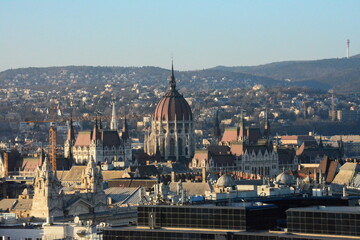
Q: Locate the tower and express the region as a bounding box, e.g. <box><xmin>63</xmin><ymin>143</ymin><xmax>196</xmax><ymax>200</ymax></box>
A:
<box><xmin>49</xmin><ymin>125</ymin><xmax>57</xmax><ymax>171</ymax></box>
<box><xmin>238</xmin><ymin>110</ymin><xmax>246</xmax><ymax>142</ymax></box>
<box><xmin>90</xmin><ymin>118</ymin><xmax>103</xmax><ymax>163</ymax></box>
<box><xmin>81</xmin><ymin>156</ymin><xmax>103</xmax><ymax>192</ymax></box>
<box><xmin>145</xmin><ymin>62</ymin><xmax>194</xmax><ymax>163</ymax></box>
<box><xmin>214</xmin><ymin>109</ymin><xmax>222</xmax><ymax>144</ymax></box>
<box><xmin>31</xmin><ymin>156</ymin><xmax>63</xmax><ymax>219</ymax></box>
<box><xmin>121</xmin><ymin>111</ymin><xmax>129</xmax><ymax>141</ymax></box>
<box><xmin>347</xmin><ymin>39</ymin><xmax>350</xmax><ymax>59</ymax></box>
<box><xmin>264</xmin><ymin>109</ymin><xmax>270</xmax><ymax>138</ymax></box>
<box><xmin>110</xmin><ymin>100</ymin><xmax>118</xmax><ymax>131</ymax></box>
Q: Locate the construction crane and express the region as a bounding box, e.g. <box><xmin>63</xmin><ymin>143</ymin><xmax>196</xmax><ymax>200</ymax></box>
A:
<box><xmin>49</xmin><ymin>125</ymin><xmax>56</xmax><ymax>171</ymax></box>
<box><xmin>24</xmin><ymin>112</ymin><xmax>136</xmax><ymax>171</ymax></box>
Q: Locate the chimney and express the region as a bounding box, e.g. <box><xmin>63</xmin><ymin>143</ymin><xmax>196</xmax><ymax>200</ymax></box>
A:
<box><xmin>202</xmin><ymin>167</ymin><xmax>206</xmax><ymax>183</ymax></box>
<box><xmin>4</xmin><ymin>152</ymin><xmax>8</xmax><ymax>177</ymax></box>
<box><xmin>171</xmin><ymin>171</ymin><xmax>176</xmax><ymax>182</ymax></box>
<box><xmin>343</xmin><ymin>186</ymin><xmax>347</xmax><ymax>197</ymax></box>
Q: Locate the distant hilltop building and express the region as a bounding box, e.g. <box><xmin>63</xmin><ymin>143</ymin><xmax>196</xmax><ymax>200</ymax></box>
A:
<box><xmin>144</xmin><ymin>63</ymin><xmax>195</xmax><ymax>164</ymax></box>
<box><xmin>64</xmin><ymin>107</ymin><xmax>132</xmax><ymax>167</ymax></box>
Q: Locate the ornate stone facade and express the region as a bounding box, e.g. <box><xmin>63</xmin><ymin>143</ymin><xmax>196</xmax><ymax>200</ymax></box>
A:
<box><xmin>31</xmin><ymin>156</ymin><xmax>107</xmax><ymax>220</ymax></box>
<box><xmin>66</xmin><ymin>117</ymin><xmax>132</xmax><ymax>166</ymax></box>
<box><xmin>31</xmin><ymin>156</ymin><xmax>64</xmax><ymax>218</ymax></box>
<box><xmin>144</xmin><ymin>64</ymin><xmax>195</xmax><ymax>163</ymax></box>
<box><xmin>236</xmin><ymin>149</ymin><xmax>279</xmax><ymax>178</ymax></box>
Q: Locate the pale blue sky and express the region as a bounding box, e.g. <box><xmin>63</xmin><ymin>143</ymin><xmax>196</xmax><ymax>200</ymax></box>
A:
<box><xmin>1</xmin><ymin>1</ymin><xmax>359</xmax><ymax>71</ymax></box>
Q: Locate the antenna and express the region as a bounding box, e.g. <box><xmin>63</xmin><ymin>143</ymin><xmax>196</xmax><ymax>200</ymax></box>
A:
<box><xmin>346</xmin><ymin>39</ymin><xmax>350</xmax><ymax>59</ymax></box>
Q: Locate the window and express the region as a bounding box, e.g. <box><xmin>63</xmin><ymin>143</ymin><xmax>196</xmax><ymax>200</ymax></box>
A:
<box><xmin>170</xmin><ymin>138</ymin><xmax>175</xmax><ymax>156</ymax></box>
<box><xmin>178</xmin><ymin>138</ymin><xmax>183</xmax><ymax>156</ymax></box>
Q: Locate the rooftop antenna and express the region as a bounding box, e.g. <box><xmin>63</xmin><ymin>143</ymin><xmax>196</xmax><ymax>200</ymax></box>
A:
<box><xmin>346</xmin><ymin>39</ymin><xmax>350</xmax><ymax>59</ymax></box>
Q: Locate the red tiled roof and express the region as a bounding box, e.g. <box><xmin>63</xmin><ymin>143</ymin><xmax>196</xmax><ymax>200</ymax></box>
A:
<box><xmin>74</xmin><ymin>131</ymin><xmax>91</xmax><ymax>146</ymax></box>
<box><xmin>22</xmin><ymin>157</ymin><xmax>41</xmax><ymax>172</ymax></box>
<box><xmin>326</xmin><ymin>161</ymin><xmax>339</xmax><ymax>183</ymax></box>
<box><xmin>221</xmin><ymin>128</ymin><xmax>238</xmax><ymax>142</ymax></box>
<box><xmin>193</xmin><ymin>151</ymin><xmax>209</xmax><ymax>162</ymax></box>
<box><xmin>230</xmin><ymin>143</ymin><xmax>244</xmax><ymax>156</ymax></box>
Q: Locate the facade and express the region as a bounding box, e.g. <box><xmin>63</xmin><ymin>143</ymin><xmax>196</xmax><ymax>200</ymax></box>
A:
<box><xmin>31</xmin><ymin>156</ymin><xmax>107</xmax><ymax>220</ymax></box>
<box><xmin>192</xmin><ymin>112</ymin><xmax>283</xmax><ymax>178</ymax></box>
<box><xmin>144</xmin><ymin>64</ymin><xmax>195</xmax><ymax>163</ymax></box>
<box><xmin>103</xmin><ymin>204</ymin><xmax>360</xmax><ymax>240</ymax></box>
<box><xmin>137</xmin><ymin>205</ymin><xmax>277</xmax><ymax>231</ymax></box>
<box><xmin>31</xmin><ymin>156</ymin><xmax>64</xmax><ymax>218</ymax></box>
<box><xmin>287</xmin><ymin>206</ymin><xmax>360</xmax><ymax>237</ymax></box>
<box><xmin>222</xmin><ymin>112</ymin><xmax>280</xmax><ymax>178</ymax></box>
<box><xmin>65</xmin><ymin>114</ymin><xmax>132</xmax><ymax>166</ymax></box>
<box><xmin>237</xmin><ymin>147</ymin><xmax>279</xmax><ymax>178</ymax></box>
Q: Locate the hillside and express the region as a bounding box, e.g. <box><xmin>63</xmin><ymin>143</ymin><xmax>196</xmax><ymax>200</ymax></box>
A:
<box><xmin>0</xmin><ymin>66</ymin><xmax>285</xmax><ymax>90</ymax></box>
<box><xmin>213</xmin><ymin>55</ymin><xmax>360</xmax><ymax>91</ymax></box>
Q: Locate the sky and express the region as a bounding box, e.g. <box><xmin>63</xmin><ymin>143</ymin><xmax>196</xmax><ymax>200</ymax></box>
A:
<box><xmin>1</xmin><ymin>0</ymin><xmax>359</xmax><ymax>71</ymax></box>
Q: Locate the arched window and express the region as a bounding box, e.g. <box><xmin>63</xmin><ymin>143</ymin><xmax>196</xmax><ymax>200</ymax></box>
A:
<box><xmin>178</xmin><ymin>138</ymin><xmax>183</xmax><ymax>156</ymax></box>
<box><xmin>169</xmin><ymin>138</ymin><xmax>175</xmax><ymax>156</ymax></box>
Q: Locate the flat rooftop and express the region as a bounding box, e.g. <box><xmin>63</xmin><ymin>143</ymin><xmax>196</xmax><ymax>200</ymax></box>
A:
<box><xmin>104</xmin><ymin>227</ymin><xmax>360</xmax><ymax>239</ymax></box>
<box><xmin>287</xmin><ymin>206</ymin><xmax>360</xmax><ymax>214</ymax></box>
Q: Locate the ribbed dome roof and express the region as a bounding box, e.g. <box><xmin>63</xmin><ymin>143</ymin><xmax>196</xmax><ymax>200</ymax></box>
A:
<box><xmin>275</xmin><ymin>171</ymin><xmax>294</xmax><ymax>186</ymax></box>
<box><xmin>153</xmin><ymin>65</ymin><xmax>192</xmax><ymax>122</ymax></box>
<box><xmin>216</xmin><ymin>174</ymin><xmax>236</xmax><ymax>188</ymax></box>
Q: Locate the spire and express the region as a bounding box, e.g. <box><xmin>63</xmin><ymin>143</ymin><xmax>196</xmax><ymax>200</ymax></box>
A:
<box><xmin>264</xmin><ymin>109</ymin><xmax>270</xmax><ymax>138</ymax></box>
<box><xmin>99</xmin><ymin>114</ymin><xmax>103</xmax><ymax>130</ymax></box>
<box><xmin>110</xmin><ymin>100</ymin><xmax>118</xmax><ymax>131</ymax></box>
<box><xmin>155</xmin><ymin>140</ymin><xmax>162</xmax><ymax>161</ymax></box>
<box><xmin>92</xmin><ymin>116</ymin><xmax>100</xmax><ymax>141</ymax></box>
<box><xmin>121</xmin><ymin>109</ymin><xmax>129</xmax><ymax>140</ymax></box>
<box><xmin>169</xmin><ymin>60</ymin><xmax>176</xmax><ymax>91</ymax></box>
<box><xmin>39</xmin><ymin>147</ymin><xmax>45</xmax><ymax>166</ymax></box>
<box><xmin>214</xmin><ymin>109</ymin><xmax>221</xmax><ymax>143</ymax></box>
<box><xmin>67</xmin><ymin>113</ymin><xmax>75</xmax><ymax>142</ymax></box>
<box><xmin>239</xmin><ymin>109</ymin><xmax>245</xmax><ymax>141</ymax></box>
<box><xmin>42</xmin><ymin>155</ymin><xmax>52</xmax><ymax>173</ymax></box>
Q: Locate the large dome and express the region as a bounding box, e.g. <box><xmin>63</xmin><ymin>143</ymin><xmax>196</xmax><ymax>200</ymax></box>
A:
<box><xmin>153</xmin><ymin>66</ymin><xmax>192</xmax><ymax>122</ymax></box>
